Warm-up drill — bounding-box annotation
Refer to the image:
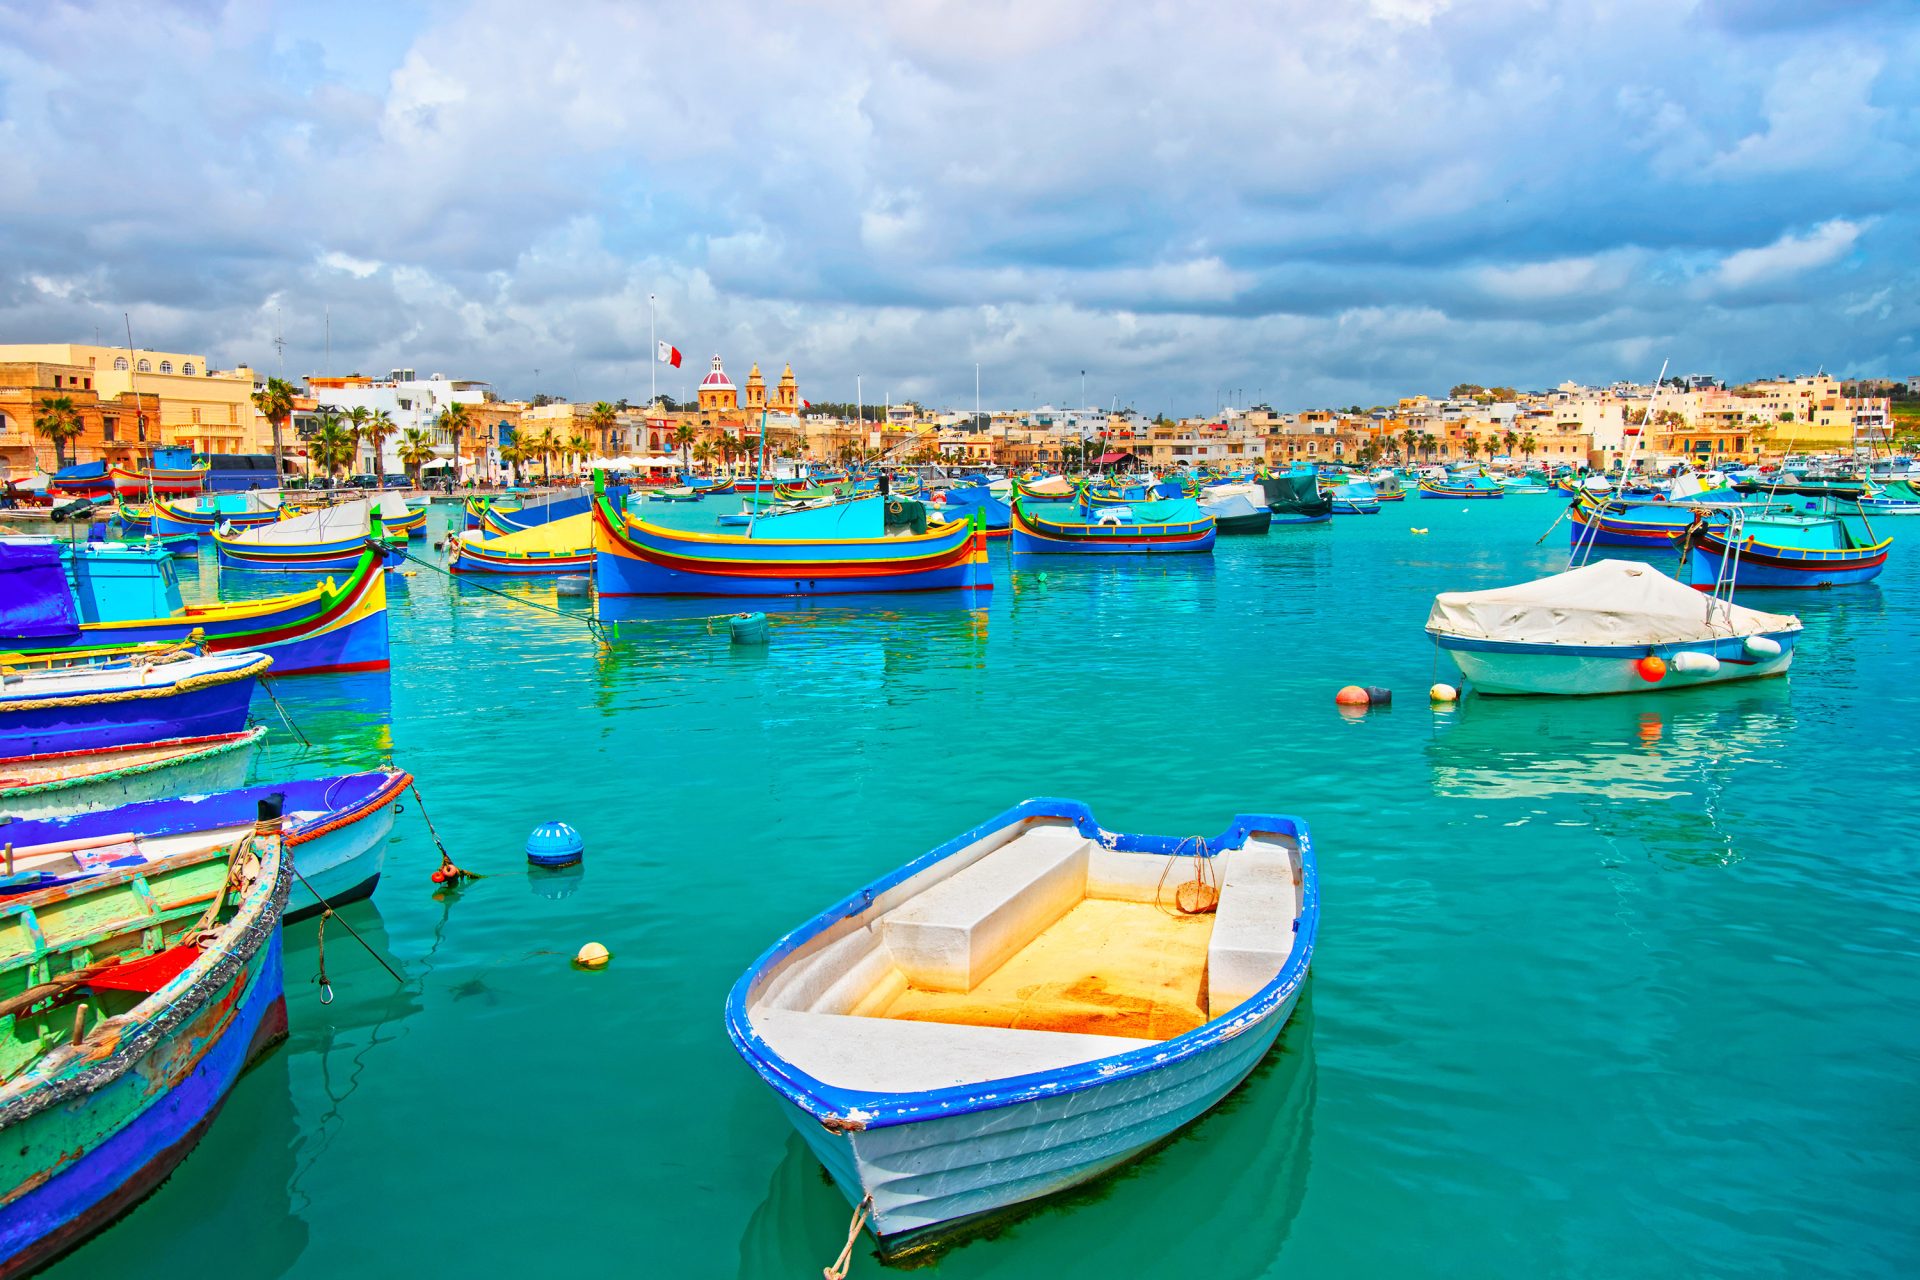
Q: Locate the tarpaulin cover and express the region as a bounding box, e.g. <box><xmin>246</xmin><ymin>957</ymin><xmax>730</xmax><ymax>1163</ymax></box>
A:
<box><xmin>1426</xmin><ymin>559</ymin><xmax>1800</xmax><ymax>646</ymax></box>
<box><xmin>0</xmin><ymin>542</ymin><xmax>80</xmax><ymax>642</ymax></box>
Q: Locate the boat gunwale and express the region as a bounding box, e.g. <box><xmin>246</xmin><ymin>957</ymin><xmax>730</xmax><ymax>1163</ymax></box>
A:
<box><xmin>724</xmin><ymin>797</ymin><xmax>1318</xmax><ymax>1132</ymax></box>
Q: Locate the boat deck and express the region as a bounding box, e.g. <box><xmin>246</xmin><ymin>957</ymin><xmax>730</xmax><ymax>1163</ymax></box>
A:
<box><xmin>862</xmin><ymin>898</ymin><xmax>1215</xmax><ymax>1041</ymax></box>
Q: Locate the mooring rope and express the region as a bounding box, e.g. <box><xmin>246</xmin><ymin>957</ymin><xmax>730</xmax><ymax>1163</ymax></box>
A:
<box><xmin>258</xmin><ymin>677</ymin><xmax>312</xmax><ymax>748</ymax></box>
<box><xmin>823</xmin><ymin>1195</ymin><xmax>873</xmax><ymax>1280</ymax></box>
<box><xmin>401</xmin><ymin>548</ymin><xmax>609</xmax><ymax>644</ymax></box>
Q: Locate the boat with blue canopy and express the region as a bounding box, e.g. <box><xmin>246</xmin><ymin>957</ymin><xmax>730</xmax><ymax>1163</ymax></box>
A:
<box><xmin>1331</xmin><ymin>482</ymin><xmax>1381</xmax><ymax>514</ymax></box>
<box><xmin>726</xmin><ymin>798</ymin><xmax>1317</xmax><ymax>1259</ymax></box>
<box><xmin>1677</xmin><ymin>508</ymin><xmax>1892</xmax><ymax>589</ymax></box>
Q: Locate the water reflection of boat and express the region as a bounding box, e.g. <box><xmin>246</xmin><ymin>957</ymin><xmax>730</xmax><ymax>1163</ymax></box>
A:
<box><xmin>1426</xmin><ymin>685</ymin><xmax>1795</xmax><ymax>804</ymax></box>
<box><xmin>736</xmin><ymin>987</ymin><xmax>1316</xmax><ymax>1277</ymax></box>
<box><xmin>39</xmin><ymin>1047</ymin><xmax>309</xmax><ymax>1279</ymax></box>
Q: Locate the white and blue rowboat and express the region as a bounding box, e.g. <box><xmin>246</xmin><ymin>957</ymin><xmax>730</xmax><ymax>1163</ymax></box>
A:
<box><xmin>1425</xmin><ymin>559</ymin><xmax>1801</xmax><ymax>696</ymax></box>
<box><xmin>0</xmin><ymin>769</ymin><xmax>411</xmax><ymax>920</ymax></box>
<box><xmin>726</xmin><ymin>798</ymin><xmax>1317</xmax><ymax>1259</ymax></box>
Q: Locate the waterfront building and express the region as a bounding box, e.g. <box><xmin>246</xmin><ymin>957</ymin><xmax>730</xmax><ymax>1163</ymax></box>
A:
<box><xmin>305</xmin><ymin>369</ymin><xmax>490</xmax><ymax>472</ymax></box>
<box><xmin>0</xmin><ymin>357</ymin><xmax>157</xmax><ymax>477</ymax></box>
<box><xmin>0</xmin><ymin>342</ymin><xmax>266</xmax><ymax>454</ymax></box>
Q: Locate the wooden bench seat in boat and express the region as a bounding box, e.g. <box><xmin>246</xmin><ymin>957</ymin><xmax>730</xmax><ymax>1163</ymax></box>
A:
<box><xmin>880</xmin><ymin>824</ymin><xmax>1091</xmax><ymax>993</ymax></box>
<box><xmin>1206</xmin><ymin>836</ymin><xmax>1304</xmax><ymax>1015</ymax></box>
<box><xmin>750</xmin><ymin>1007</ymin><xmax>1158</xmax><ymax>1095</ymax></box>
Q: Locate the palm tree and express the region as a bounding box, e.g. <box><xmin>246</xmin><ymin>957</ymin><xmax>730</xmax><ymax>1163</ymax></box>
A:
<box><xmin>439</xmin><ymin>402</ymin><xmax>473</xmax><ymax>483</ymax></box>
<box><xmin>563</xmin><ymin>432</ymin><xmax>588</xmax><ymax>477</ymax></box>
<box><xmin>1502</xmin><ymin>429</ymin><xmax>1518</xmax><ymax>459</ymax></box>
<box><xmin>692</xmin><ymin>439</ymin><xmax>716</xmax><ymax>471</ymax></box>
<box><xmin>672</xmin><ymin>423</ymin><xmax>696</xmax><ymax>475</ymax></box>
<box><xmin>31</xmin><ymin>395</ymin><xmax>84</xmax><ymax>469</ymax></box>
<box><xmin>342</xmin><ymin>406</ymin><xmax>372</xmax><ymax>471</ymax></box>
<box><xmin>308</xmin><ymin>417</ymin><xmax>354</xmax><ymax>482</ymax></box>
<box><xmin>1399</xmin><ymin>427</ymin><xmax>1417</xmax><ymax>464</ymax></box>
<box><xmin>397</xmin><ymin>427</ymin><xmax>436</xmax><ymax>486</ymax></box>
<box><xmin>251</xmin><ymin>376</ymin><xmax>296</xmax><ymax>482</ymax></box>
<box><xmin>533</xmin><ymin>426</ymin><xmax>558</xmax><ymax>483</ymax></box>
<box><xmin>1519</xmin><ymin>433</ymin><xmax>1537</xmax><ymax>463</ymax></box>
<box><xmin>360</xmin><ymin>408</ymin><xmax>397</xmax><ymax>474</ymax></box>
<box><xmin>588</xmin><ymin>401</ymin><xmax>617</xmax><ymax>456</ymax></box>
<box><xmin>497</xmin><ymin>438</ymin><xmax>528</xmax><ymax>485</ymax></box>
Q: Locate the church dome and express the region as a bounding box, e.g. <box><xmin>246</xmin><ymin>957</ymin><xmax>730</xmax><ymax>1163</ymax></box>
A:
<box><xmin>699</xmin><ymin>354</ymin><xmax>736</xmax><ymax>393</ymax></box>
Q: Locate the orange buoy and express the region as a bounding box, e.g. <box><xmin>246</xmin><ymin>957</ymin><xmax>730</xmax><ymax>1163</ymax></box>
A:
<box><xmin>1334</xmin><ymin>685</ymin><xmax>1370</xmax><ymax>706</ymax></box>
<box><xmin>1635</xmin><ymin>655</ymin><xmax>1667</xmax><ymax>683</ymax></box>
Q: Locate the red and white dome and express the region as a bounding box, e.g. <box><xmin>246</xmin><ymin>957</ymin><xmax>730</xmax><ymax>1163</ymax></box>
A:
<box><xmin>699</xmin><ymin>354</ymin><xmax>736</xmax><ymax>393</ymax></box>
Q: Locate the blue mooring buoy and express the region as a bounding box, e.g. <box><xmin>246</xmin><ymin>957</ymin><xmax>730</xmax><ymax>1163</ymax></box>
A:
<box><xmin>729</xmin><ymin>612</ymin><xmax>769</xmax><ymax>645</ymax></box>
<box><xmin>526</xmin><ymin>821</ymin><xmax>584</xmax><ymax>868</ymax></box>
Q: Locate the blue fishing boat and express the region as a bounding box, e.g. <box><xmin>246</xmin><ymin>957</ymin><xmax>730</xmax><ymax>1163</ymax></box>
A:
<box><xmin>448</xmin><ymin>512</ymin><xmax>595</xmax><ymax>575</ymax></box>
<box><xmin>1418</xmin><ymin>474</ymin><xmax>1504</xmax><ymax>499</ymax></box>
<box><xmin>0</xmin><ymin>803</ymin><xmax>288</xmax><ymax>1275</ymax></box>
<box><xmin>0</xmin><ymin>541</ymin><xmax>390</xmax><ymax>676</ymax></box>
<box><xmin>152</xmin><ymin>491</ymin><xmax>285</xmax><ymax>537</ymax></box>
<box><xmin>1259</xmin><ymin>472</ymin><xmax>1333</xmax><ymax>525</ymax></box>
<box><xmin>1679</xmin><ymin>510</ymin><xmax>1892</xmax><ymax>589</ymax></box>
<box><xmin>46</xmin><ymin>461</ymin><xmax>112</xmax><ymax>500</ymax></box>
<box><xmin>727</xmin><ymin>798</ymin><xmax>1317</xmax><ymax>1257</ymax></box>
<box><xmin>1331</xmin><ymin>482</ymin><xmax>1381</xmax><ymax>515</ymax></box>
<box><xmin>1011</xmin><ymin>498</ymin><xmax>1216</xmax><ymax>555</ymax></box>
<box><xmin>3</xmin><ymin>768</ymin><xmax>411</xmax><ymax>918</ymax></box>
<box><xmin>0</xmin><ymin>650</ymin><xmax>269</xmax><ymax>758</ymax></box>
<box><xmin>1566</xmin><ymin>490</ymin><xmax>1748</xmax><ymax>549</ymax></box>
<box><xmin>932</xmin><ymin>486</ymin><xmax>1011</xmax><ymax>538</ymax></box>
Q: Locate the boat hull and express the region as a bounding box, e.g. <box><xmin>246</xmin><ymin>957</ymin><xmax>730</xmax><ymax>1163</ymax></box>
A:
<box><xmin>152</xmin><ymin>501</ymin><xmax>280</xmax><ymax>537</ymax></box>
<box><xmin>45</xmin><ymin>553</ymin><xmax>391</xmax><ymax>675</ymax></box>
<box><xmin>1211</xmin><ymin>509</ymin><xmax>1272</xmax><ymax>535</ymax></box>
<box><xmin>1433</xmin><ymin>629</ymin><xmax>1799</xmax><ymax>696</ymax></box>
<box><xmin>1686</xmin><ymin>535</ymin><xmax>1889</xmax><ymax>588</ymax></box>
<box><xmin>593</xmin><ymin>498</ymin><xmax>988</xmax><ymax>597</ymax></box>
<box><xmin>0</xmin><ymin>873</ymin><xmax>288</xmax><ymax>1277</ymax></box>
<box><xmin>109</xmin><ymin>466</ymin><xmax>206</xmax><ymax>497</ymax></box>
<box><xmin>0</xmin><ymin>656</ymin><xmax>265</xmax><ymax>757</ymax></box>
<box><xmin>1418</xmin><ymin>482</ymin><xmax>1504</xmax><ymax>499</ymax></box>
<box><xmin>790</xmin><ymin>983</ymin><xmax>1303</xmax><ymax>1253</ymax></box>
<box><xmin>447</xmin><ymin>543</ymin><xmax>594</xmax><ymax>575</ymax></box>
<box><xmin>0</xmin><ymin>729</ymin><xmax>265</xmax><ymax>822</ymax></box>
<box><xmin>1010</xmin><ymin>506</ymin><xmax>1216</xmax><ymax>555</ymax></box>
<box><xmin>214</xmin><ymin>530</ymin><xmax>402</xmax><ymax>573</ymax></box>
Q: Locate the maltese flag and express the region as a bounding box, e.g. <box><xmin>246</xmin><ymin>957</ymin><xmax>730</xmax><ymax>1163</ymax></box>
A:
<box><xmin>656</xmin><ymin>341</ymin><xmax>682</xmax><ymax>369</ymax></box>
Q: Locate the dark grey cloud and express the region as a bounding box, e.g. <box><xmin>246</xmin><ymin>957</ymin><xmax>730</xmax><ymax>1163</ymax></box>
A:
<box><xmin>0</xmin><ymin>0</ymin><xmax>1916</xmax><ymax>413</ymax></box>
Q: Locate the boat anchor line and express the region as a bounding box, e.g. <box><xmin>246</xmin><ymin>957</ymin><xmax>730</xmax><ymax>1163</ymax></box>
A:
<box><xmin>257</xmin><ymin>676</ymin><xmax>312</xmax><ymax>748</ymax></box>
<box><xmin>824</xmin><ymin>1195</ymin><xmax>874</xmax><ymax>1280</ymax></box>
<box><xmin>406</xmin><ymin>781</ymin><xmax>477</xmax><ymax>888</ymax></box>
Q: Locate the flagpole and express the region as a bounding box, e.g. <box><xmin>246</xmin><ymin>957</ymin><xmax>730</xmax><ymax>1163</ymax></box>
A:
<box><xmin>649</xmin><ymin>294</ymin><xmax>656</xmax><ymax>409</ymax></box>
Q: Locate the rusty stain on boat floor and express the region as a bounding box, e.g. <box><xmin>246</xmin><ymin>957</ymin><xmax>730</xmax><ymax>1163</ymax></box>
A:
<box><xmin>878</xmin><ymin>899</ymin><xmax>1213</xmax><ymax>1040</ymax></box>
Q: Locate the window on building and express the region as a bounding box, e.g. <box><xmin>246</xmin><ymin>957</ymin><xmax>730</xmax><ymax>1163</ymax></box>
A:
<box><xmin>83</xmin><ymin>378</ymin><xmax>91</xmax><ymax>390</ymax></box>
<box><xmin>136</xmin><ymin>359</ymin><xmax>151</xmax><ymax>372</ymax></box>
<box><xmin>114</xmin><ymin>357</ymin><xmax>128</xmax><ymax>370</ymax></box>
<box><xmin>137</xmin><ymin>417</ymin><xmax>147</xmax><ymax>442</ymax></box>
<box><xmin>227</xmin><ymin>404</ymin><xmax>237</xmax><ymax>424</ymax></box>
<box><xmin>51</xmin><ymin>375</ymin><xmax>61</xmax><ymax>388</ymax></box>
<box><xmin>159</xmin><ymin>361</ymin><xmax>173</xmax><ymax>374</ymax></box>
<box><xmin>103</xmin><ymin>417</ymin><xmax>116</xmax><ymax>442</ymax></box>
<box><xmin>191</xmin><ymin>407</ymin><xmax>202</xmax><ymax>424</ymax></box>
<box><xmin>182</xmin><ymin>362</ymin><xmax>195</xmax><ymax>376</ymax></box>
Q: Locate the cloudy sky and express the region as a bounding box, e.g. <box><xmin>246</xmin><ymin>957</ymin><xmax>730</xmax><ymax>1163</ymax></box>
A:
<box><xmin>2</xmin><ymin>0</ymin><xmax>1916</xmax><ymax>414</ymax></box>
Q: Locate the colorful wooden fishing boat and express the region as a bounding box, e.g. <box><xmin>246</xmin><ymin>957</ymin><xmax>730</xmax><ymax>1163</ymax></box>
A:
<box><xmin>0</xmin><ymin>542</ymin><xmax>390</xmax><ymax>676</ymax></box>
<box><xmin>0</xmin><ymin>727</ymin><xmax>266</xmax><ymax>822</ymax></box>
<box><xmin>592</xmin><ymin>492</ymin><xmax>988</xmax><ymax>597</ymax></box>
<box><xmin>0</xmin><ymin>650</ymin><xmax>268</xmax><ymax>758</ymax></box>
<box><xmin>1012</xmin><ymin>499</ymin><xmax>1216</xmax><ymax>554</ymax></box>
<box><xmin>214</xmin><ymin>501</ymin><xmax>403</xmax><ymax>573</ymax></box>
<box><xmin>1331</xmin><ymin>482</ymin><xmax>1381</xmax><ymax>515</ymax></box>
<box><xmin>111</xmin><ymin>500</ymin><xmax>152</xmax><ymax>533</ymax></box>
<box><xmin>46</xmin><ymin>462</ymin><xmax>113</xmax><ymax>500</ymax></box>
<box><xmin>1679</xmin><ymin>512</ymin><xmax>1892</xmax><ymax>588</ymax></box>
<box><xmin>0</xmin><ymin>805</ymin><xmax>288</xmax><ymax>1276</ymax></box>
<box><xmin>1011</xmin><ymin>475</ymin><xmax>1077</xmax><ymax>503</ymax></box>
<box><xmin>934</xmin><ymin>487</ymin><xmax>1011</xmax><ymax>538</ymax></box>
<box><xmin>1427</xmin><ymin>559</ymin><xmax>1801</xmax><ymax>696</ymax></box>
<box><xmin>2</xmin><ymin>768</ymin><xmax>410</xmax><ymax>917</ymax></box>
<box><xmin>476</xmin><ymin>487</ymin><xmax>617</xmax><ymax>536</ymax></box>
<box><xmin>375</xmin><ymin>495</ymin><xmax>427</xmax><ymax>538</ymax></box>
<box><xmin>449</xmin><ymin>511</ymin><xmax>595</xmax><ymax>575</ymax></box>
<box><xmin>1567</xmin><ymin>492</ymin><xmax>1750</xmax><ymax>549</ymax></box>
<box><xmin>727</xmin><ymin>798</ymin><xmax>1317</xmax><ymax>1257</ymax></box>
<box><xmin>1418</xmin><ymin>474</ymin><xmax>1504</xmax><ymax>499</ymax></box>
<box><xmin>152</xmin><ymin>492</ymin><xmax>284</xmax><ymax>537</ymax></box>
<box><xmin>107</xmin><ymin>463</ymin><xmax>206</xmax><ymax>497</ymax></box>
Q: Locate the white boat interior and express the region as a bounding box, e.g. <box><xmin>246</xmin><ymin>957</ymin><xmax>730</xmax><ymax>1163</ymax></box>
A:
<box><xmin>748</xmin><ymin>818</ymin><xmax>1305</xmax><ymax>1096</ymax></box>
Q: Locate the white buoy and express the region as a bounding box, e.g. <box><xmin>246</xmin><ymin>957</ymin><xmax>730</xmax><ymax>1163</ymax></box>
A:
<box><xmin>1671</xmin><ymin>651</ymin><xmax>1721</xmax><ymax>675</ymax></box>
<box><xmin>1744</xmin><ymin>635</ymin><xmax>1783</xmax><ymax>658</ymax></box>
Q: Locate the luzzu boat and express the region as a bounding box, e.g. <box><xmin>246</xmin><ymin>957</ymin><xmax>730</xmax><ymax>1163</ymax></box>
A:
<box><xmin>476</xmin><ymin>487</ymin><xmax>618</xmax><ymax>536</ymax></box>
<box><xmin>1426</xmin><ymin>559</ymin><xmax>1802</xmax><ymax>696</ymax></box>
<box><xmin>2</xmin><ymin>769</ymin><xmax>411</xmax><ymax>918</ymax></box>
<box><xmin>1418</xmin><ymin>473</ymin><xmax>1504</xmax><ymax>499</ymax></box>
<box><xmin>0</xmin><ymin>541</ymin><xmax>389</xmax><ymax>676</ymax></box>
<box><xmin>934</xmin><ymin>486</ymin><xmax>1012</xmax><ymax>538</ymax></box>
<box><xmin>1567</xmin><ymin>490</ymin><xmax>1748</xmax><ymax>549</ymax></box>
<box><xmin>1679</xmin><ymin>511</ymin><xmax>1892</xmax><ymax>589</ymax></box>
<box><xmin>0</xmin><ymin>804</ymin><xmax>288</xmax><ymax>1276</ymax></box>
<box><xmin>214</xmin><ymin>500</ymin><xmax>403</xmax><ymax>573</ymax></box>
<box><xmin>0</xmin><ymin>727</ymin><xmax>266</xmax><ymax>822</ymax></box>
<box><xmin>1011</xmin><ymin>475</ymin><xmax>1077</xmax><ymax>504</ymax></box>
<box><xmin>112</xmin><ymin>500</ymin><xmax>152</xmax><ymax>533</ymax></box>
<box><xmin>1011</xmin><ymin>498</ymin><xmax>1216</xmax><ymax>555</ymax></box>
<box><xmin>108</xmin><ymin>465</ymin><xmax>206</xmax><ymax>497</ymax></box>
<box><xmin>0</xmin><ymin>650</ymin><xmax>269</xmax><ymax>758</ymax></box>
<box><xmin>449</xmin><ymin>511</ymin><xmax>594</xmax><ymax>575</ymax></box>
<box><xmin>153</xmin><ymin>491</ymin><xmax>284</xmax><ymax>537</ymax></box>
<box><xmin>1331</xmin><ymin>482</ymin><xmax>1381</xmax><ymax>515</ymax></box>
<box><xmin>592</xmin><ymin>488</ymin><xmax>989</xmax><ymax>598</ymax></box>
<box><xmin>727</xmin><ymin>798</ymin><xmax>1317</xmax><ymax>1258</ymax></box>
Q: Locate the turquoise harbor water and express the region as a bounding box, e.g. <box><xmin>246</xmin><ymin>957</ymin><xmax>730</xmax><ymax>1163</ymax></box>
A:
<box><xmin>44</xmin><ymin>495</ymin><xmax>1919</xmax><ymax>1279</ymax></box>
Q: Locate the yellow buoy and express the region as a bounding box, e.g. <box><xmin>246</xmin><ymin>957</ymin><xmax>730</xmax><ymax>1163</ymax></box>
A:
<box><xmin>1410</xmin><ymin>527</ymin><xmax>1429</xmax><ymax>535</ymax></box>
<box><xmin>574</xmin><ymin>942</ymin><xmax>611</xmax><ymax>969</ymax></box>
<box><xmin>1430</xmin><ymin>683</ymin><xmax>1459</xmax><ymax>703</ymax></box>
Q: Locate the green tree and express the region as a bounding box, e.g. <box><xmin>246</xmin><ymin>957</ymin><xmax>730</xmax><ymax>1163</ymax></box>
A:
<box><xmin>308</xmin><ymin>415</ymin><xmax>354</xmax><ymax>480</ymax></box>
<box><xmin>32</xmin><ymin>395</ymin><xmax>84</xmax><ymax>469</ymax></box>
<box><xmin>251</xmin><ymin>376</ymin><xmax>296</xmax><ymax>482</ymax></box>
<box><xmin>673</xmin><ymin>423</ymin><xmax>696</xmax><ymax>473</ymax></box>
<box><xmin>397</xmin><ymin>427</ymin><xmax>435</xmax><ymax>485</ymax></box>
<box><xmin>360</xmin><ymin>407</ymin><xmax>397</xmax><ymax>473</ymax></box>
<box><xmin>588</xmin><ymin>401</ymin><xmax>618</xmax><ymax>456</ymax></box>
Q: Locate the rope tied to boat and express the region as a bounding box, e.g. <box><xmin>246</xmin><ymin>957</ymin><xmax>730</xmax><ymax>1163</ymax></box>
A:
<box><xmin>1154</xmin><ymin>835</ymin><xmax>1219</xmax><ymax>916</ymax></box>
<box><xmin>408</xmin><ymin>781</ymin><xmax>476</xmax><ymax>885</ymax></box>
<box><xmin>259</xmin><ymin>676</ymin><xmax>312</xmax><ymax>748</ymax></box>
<box><xmin>401</xmin><ymin>548</ymin><xmax>610</xmax><ymax>646</ymax></box>
<box><xmin>823</xmin><ymin>1195</ymin><xmax>873</xmax><ymax>1280</ymax></box>
<box><xmin>315</xmin><ymin>908</ymin><xmax>334</xmax><ymax>1004</ymax></box>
